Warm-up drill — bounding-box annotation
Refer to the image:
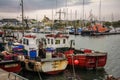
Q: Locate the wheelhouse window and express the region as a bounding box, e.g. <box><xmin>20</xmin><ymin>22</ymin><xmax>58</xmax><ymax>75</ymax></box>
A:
<box><xmin>26</xmin><ymin>39</ymin><xmax>29</xmax><ymax>45</ymax></box>
<box><xmin>48</xmin><ymin>39</ymin><xmax>50</xmax><ymax>44</ymax></box>
<box><xmin>63</xmin><ymin>39</ymin><xmax>66</xmax><ymax>44</ymax></box>
<box><xmin>23</xmin><ymin>39</ymin><xmax>29</xmax><ymax>45</ymax></box>
<box><xmin>23</xmin><ymin>39</ymin><xmax>25</xmax><ymax>44</ymax></box>
<box><xmin>51</xmin><ymin>39</ymin><xmax>53</xmax><ymax>44</ymax></box>
<box><xmin>55</xmin><ymin>40</ymin><xmax>60</xmax><ymax>44</ymax></box>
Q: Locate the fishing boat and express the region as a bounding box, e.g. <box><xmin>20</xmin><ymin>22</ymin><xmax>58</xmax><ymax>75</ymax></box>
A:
<box><xmin>64</xmin><ymin>48</ymin><xmax>107</xmax><ymax>69</ymax></box>
<box><xmin>0</xmin><ymin>30</ymin><xmax>21</xmax><ymax>72</ymax></box>
<box><xmin>0</xmin><ymin>50</ymin><xmax>21</xmax><ymax>72</ymax></box>
<box><xmin>19</xmin><ymin>34</ymin><xmax>68</xmax><ymax>74</ymax></box>
<box><xmin>42</xmin><ymin>33</ymin><xmax>107</xmax><ymax>69</ymax></box>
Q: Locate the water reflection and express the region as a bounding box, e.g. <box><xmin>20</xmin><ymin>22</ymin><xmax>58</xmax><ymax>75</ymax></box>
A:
<box><xmin>19</xmin><ymin>67</ymin><xmax>107</xmax><ymax>80</ymax></box>
<box><xmin>67</xmin><ymin>66</ymin><xmax>107</xmax><ymax>80</ymax></box>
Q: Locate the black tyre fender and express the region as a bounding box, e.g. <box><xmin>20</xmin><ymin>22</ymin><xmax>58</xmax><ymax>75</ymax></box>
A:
<box><xmin>28</xmin><ymin>62</ymin><xmax>34</xmax><ymax>69</ymax></box>
<box><xmin>20</xmin><ymin>61</ymin><xmax>25</xmax><ymax>68</ymax></box>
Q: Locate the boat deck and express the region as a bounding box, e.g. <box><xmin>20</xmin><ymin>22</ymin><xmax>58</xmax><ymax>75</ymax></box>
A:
<box><xmin>0</xmin><ymin>68</ymin><xmax>28</xmax><ymax>80</ymax></box>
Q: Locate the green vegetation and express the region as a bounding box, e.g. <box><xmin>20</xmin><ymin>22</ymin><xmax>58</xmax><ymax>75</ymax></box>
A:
<box><xmin>1</xmin><ymin>19</ymin><xmax>120</xmax><ymax>30</ymax></box>
<box><xmin>1</xmin><ymin>25</ymin><xmax>30</xmax><ymax>30</ymax></box>
<box><xmin>103</xmin><ymin>20</ymin><xmax>120</xmax><ymax>27</ymax></box>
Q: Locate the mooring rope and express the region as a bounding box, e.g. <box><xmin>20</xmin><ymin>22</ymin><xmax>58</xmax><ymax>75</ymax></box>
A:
<box><xmin>37</xmin><ymin>71</ymin><xmax>42</xmax><ymax>80</ymax></box>
<box><xmin>71</xmin><ymin>54</ymin><xmax>77</xmax><ymax>80</ymax></box>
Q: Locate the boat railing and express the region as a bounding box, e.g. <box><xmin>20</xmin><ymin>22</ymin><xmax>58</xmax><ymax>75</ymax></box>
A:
<box><xmin>79</xmin><ymin>48</ymin><xmax>107</xmax><ymax>53</ymax></box>
<box><xmin>41</xmin><ymin>57</ymin><xmax>67</xmax><ymax>62</ymax></box>
<box><xmin>8</xmin><ymin>72</ymin><xmax>28</xmax><ymax>80</ymax></box>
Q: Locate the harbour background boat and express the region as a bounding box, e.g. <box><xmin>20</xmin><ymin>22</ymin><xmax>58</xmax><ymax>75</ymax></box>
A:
<box><xmin>11</xmin><ymin>32</ymin><xmax>120</xmax><ymax>80</ymax></box>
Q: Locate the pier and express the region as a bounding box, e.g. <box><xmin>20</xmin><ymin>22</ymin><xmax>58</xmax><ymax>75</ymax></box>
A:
<box><xmin>0</xmin><ymin>68</ymin><xmax>28</xmax><ymax>80</ymax></box>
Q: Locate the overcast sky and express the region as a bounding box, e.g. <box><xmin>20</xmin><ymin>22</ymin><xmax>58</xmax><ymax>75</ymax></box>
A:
<box><xmin>0</xmin><ymin>0</ymin><xmax>120</xmax><ymax>21</ymax></box>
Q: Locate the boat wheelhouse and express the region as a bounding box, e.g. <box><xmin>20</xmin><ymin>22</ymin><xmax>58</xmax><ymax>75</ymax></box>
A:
<box><xmin>44</xmin><ymin>33</ymin><xmax>74</xmax><ymax>49</ymax></box>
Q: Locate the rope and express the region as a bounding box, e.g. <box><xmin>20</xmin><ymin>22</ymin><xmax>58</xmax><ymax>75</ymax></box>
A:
<box><xmin>71</xmin><ymin>54</ymin><xmax>77</xmax><ymax>80</ymax></box>
<box><xmin>37</xmin><ymin>71</ymin><xmax>42</xmax><ymax>80</ymax></box>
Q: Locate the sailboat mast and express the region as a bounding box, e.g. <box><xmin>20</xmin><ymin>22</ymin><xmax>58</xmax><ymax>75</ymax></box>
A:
<box><xmin>56</xmin><ymin>0</ymin><xmax>58</xmax><ymax>13</ymax></box>
<box><xmin>99</xmin><ymin>0</ymin><xmax>101</xmax><ymax>23</ymax></box>
<box><xmin>83</xmin><ymin>0</ymin><xmax>85</xmax><ymax>27</ymax></box>
<box><xmin>65</xmin><ymin>0</ymin><xmax>68</xmax><ymax>27</ymax></box>
<box><xmin>51</xmin><ymin>7</ymin><xmax>54</xmax><ymax>32</ymax></box>
<box><xmin>20</xmin><ymin>0</ymin><xmax>25</xmax><ymax>36</ymax></box>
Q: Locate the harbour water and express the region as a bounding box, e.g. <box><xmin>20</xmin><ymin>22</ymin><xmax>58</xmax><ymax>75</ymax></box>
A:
<box><xmin>5</xmin><ymin>33</ymin><xmax>120</xmax><ymax>80</ymax></box>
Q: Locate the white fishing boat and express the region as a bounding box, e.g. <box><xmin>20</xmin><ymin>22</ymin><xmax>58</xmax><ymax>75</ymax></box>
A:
<box><xmin>19</xmin><ymin>34</ymin><xmax>68</xmax><ymax>74</ymax></box>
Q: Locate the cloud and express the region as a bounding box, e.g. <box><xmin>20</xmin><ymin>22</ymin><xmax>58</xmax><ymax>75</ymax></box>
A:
<box><xmin>0</xmin><ymin>0</ymin><xmax>91</xmax><ymax>12</ymax></box>
<box><xmin>0</xmin><ymin>0</ymin><xmax>20</xmax><ymax>12</ymax></box>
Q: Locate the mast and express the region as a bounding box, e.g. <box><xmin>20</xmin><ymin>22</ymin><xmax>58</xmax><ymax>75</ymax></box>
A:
<box><xmin>83</xmin><ymin>0</ymin><xmax>85</xmax><ymax>27</ymax></box>
<box><xmin>65</xmin><ymin>0</ymin><xmax>68</xmax><ymax>26</ymax></box>
<box><xmin>56</xmin><ymin>9</ymin><xmax>65</xmax><ymax>22</ymax></box>
<box><xmin>111</xmin><ymin>13</ymin><xmax>114</xmax><ymax>27</ymax></box>
<box><xmin>99</xmin><ymin>0</ymin><xmax>101</xmax><ymax>23</ymax></box>
<box><xmin>21</xmin><ymin>0</ymin><xmax>24</xmax><ymax>27</ymax></box>
<box><xmin>75</xmin><ymin>10</ymin><xmax>77</xmax><ymax>34</ymax></box>
<box><xmin>51</xmin><ymin>6</ymin><xmax>54</xmax><ymax>32</ymax></box>
<box><xmin>56</xmin><ymin>0</ymin><xmax>58</xmax><ymax>13</ymax></box>
<box><xmin>20</xmin><ymin>0</ymin><xmax>25</xmax><ymax>36</ymax></box>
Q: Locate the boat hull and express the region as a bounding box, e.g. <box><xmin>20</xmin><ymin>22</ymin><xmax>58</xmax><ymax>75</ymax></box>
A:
<box><xmin>65</xmin><ymin>49</ymin><xmax>107</xmax><ymax>69</ymax></box>
<box><xmin>0</xmin><ymin>60</ymin><xmax>21</xmax><ymax>72</ymax></box>
<box><xmin>21</xmin><ymin>58</ymin><xmax>68</xmax><ymax>75</ymax></box>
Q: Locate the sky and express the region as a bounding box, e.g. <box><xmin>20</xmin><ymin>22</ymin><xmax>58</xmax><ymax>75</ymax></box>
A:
<box><xmin>0</xmin><ymin>0</ymin><xmax>120</xmax><ymax>21</ymax></box>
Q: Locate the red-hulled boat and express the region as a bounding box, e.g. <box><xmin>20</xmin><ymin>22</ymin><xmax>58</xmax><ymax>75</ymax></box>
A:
<box><xmin>44</xmin><ymin>33</ymin><xmax>107</xmax><ymax>69</ymax></box>
<box><xmin>0</xmin><ymin>51</ymin><xmax>21</xmax><ymax>72</ymax></box>
<box><xmin>64</xmin><ymin>48</ymin><xmax>107</xmax><ymax>69</ymax></box>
